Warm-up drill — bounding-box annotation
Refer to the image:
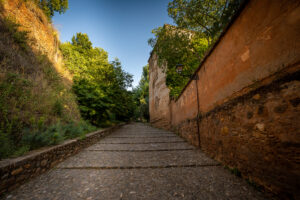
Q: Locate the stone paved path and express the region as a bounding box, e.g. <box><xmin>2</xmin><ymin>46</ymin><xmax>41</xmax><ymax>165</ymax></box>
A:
<box><xmin>4</xmin><ymin>123</ymin><xmax>267</xmax><ymax>200</ymax></box>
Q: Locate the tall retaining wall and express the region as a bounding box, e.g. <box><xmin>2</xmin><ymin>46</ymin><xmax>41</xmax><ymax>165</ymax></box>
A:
<box><xmin>149</xmin><ymin>0</ymin><xmax>300</xmax><ymax>199</ymax></box>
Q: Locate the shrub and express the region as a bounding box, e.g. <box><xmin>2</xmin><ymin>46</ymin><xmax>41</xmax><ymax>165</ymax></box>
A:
<box><xmin>21</xmin><ymin>121</ymin><xmax>96</xmax><ymax>151</ymax></box>
<box><xmin>0</xmin><ymin>73</ymin><xmax>32</xmax><ymax>141</ymax></box>
<box><xmin>0</xmin><ymin>120</ymin><xmax>96</xmax><ymax>160</ymax></box>
<box><xmin>21</xmin><ymin>124</ymin><xmax>65</xmax><ymax>150</ymax></box>
<box><xmin>12</xmin><ymin>145</ymin><xmax>30</xmax><ymax>157</ymax></box>
<box><xmin>0</xmin><ymin>131</ymin><xmax>14</xmax><ymax>159</ymax></box>
<box><xmin>53</xmin><ymin>100</ymin><xmax>63</xmax><ymax>116</ymax></box>
<box><xmin>63</xmin><ymin>121</ymin><xmax>89</xmax><ymax>139</ymax></box>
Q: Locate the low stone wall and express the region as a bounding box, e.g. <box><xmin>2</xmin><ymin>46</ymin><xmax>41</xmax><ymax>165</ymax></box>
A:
<box><xmin>0</xmin><ymin>124</ymin><xmax>124</xmax><ymax>195</ymax></box>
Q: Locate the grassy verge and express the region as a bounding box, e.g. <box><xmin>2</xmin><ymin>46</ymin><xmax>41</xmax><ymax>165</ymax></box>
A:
<box><xmin>0</xmin><ymin>121</ymin><xmax>97</xmax><ymax>159</ymax></box>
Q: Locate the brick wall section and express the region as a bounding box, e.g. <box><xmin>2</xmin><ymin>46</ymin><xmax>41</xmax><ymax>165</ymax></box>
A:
<box><xmin>0</xmin><ymin>124</ymin><xmax>124</xmax><ymax>195</ymax></box>
<box><xmin>149</xmin><ymin>0</ymin><xmax>300</xmax><ymax>199</ymax></box>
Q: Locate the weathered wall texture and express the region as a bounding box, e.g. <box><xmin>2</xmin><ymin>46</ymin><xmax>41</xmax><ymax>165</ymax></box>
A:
<box><xmin>149</xmin><ymin>0</ymin><xmax>300</xmax><ymax>199</ymax></box>
<box><xmin>149</xmin><ymin>54</ymin><xmax>172</xmax><ymax>129</ymax></box>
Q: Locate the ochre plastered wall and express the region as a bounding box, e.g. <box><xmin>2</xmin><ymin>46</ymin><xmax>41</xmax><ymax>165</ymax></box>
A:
<box><xmin>194</xmin><ymin>0</ymin><xmax>300</xmax><ymax>114</ymax></box>
<box><xmin>149</xmin><ymin>0</ymin><xmax>300</xmax><ymax>198</ymax></box>
<box><xmin>149</xmin><ymin>54</ymin><xmax>172</xmax><ymax>129</ymax></box>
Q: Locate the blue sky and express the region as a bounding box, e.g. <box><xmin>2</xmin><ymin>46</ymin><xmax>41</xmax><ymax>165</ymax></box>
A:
<box><xmin>52</xmin><ymin>0</ymin><xmax>174</xmax><ymax>87</ymax></box>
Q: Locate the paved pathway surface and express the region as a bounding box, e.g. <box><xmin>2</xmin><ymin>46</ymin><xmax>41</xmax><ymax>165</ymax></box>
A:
<box><xmin>4</xmin><ymin>123</ymin><xmax>267</xmax><ymax>200</ymax></box>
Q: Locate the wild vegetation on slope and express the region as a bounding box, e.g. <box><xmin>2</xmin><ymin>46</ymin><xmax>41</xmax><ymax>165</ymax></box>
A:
<box><xmin>149</xmin><ymin>0</ymin><xmax>242</xmax><ymax>98</ymax></box>
<box><xmin>0</xmin><ymin>0</ymin><xmax>96</xmax><ymax>160</ymax></box>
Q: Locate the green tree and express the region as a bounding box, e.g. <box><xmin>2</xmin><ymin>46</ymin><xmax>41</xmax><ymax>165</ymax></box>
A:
<box><xmin>108</xmin><ymin>59</ymin><xmax>135</xmax><ymax>121</ymax></box>
<box><xmin>133</xmin><ymin>65</ymin><xmax>149</xmax><ymax>121</ymax></box>
<box><xmin>149</xmin><ymin>25</ymin><xmax>208</xmax><ymax>98</ymax></box>
<box><xmin>168</xmin><ymin>0</ymin><xmax>242</xmax><ymax>44</ymax></box>
<box><xmin>32</xmin><ymin>0</ymin><xmax>68</xmax><ymax>18</ymax></box>
<box><xmin>71</xmin><ymin>33</ymin><xmax>92</xmax><ymax>50</ymax></box>
<box><xmin>61</xmin><ymin>33</ymin><xmax>134</xmax><ymax>126</ymax></box>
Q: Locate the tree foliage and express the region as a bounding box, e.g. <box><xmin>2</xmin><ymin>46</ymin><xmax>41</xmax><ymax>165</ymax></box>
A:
<box><xmin>71</xmin><ymin>33</ymin><xmax>92</xmax><ymax>50</ymax></box>
<box><xmin>32</xmin><ymin>0</ymin><xmax>68</xmax><ymax>18</ymax></box>
<box><xmin>149</xmin><ymin>25</ymin><xmax>208</xmax><ymax>98</ymax></box>
<box><xmin>132</xmin><ymin>65</ymin><xmax>149</xmax><ymax>121</ymax></box>
<box><xmin>60</xmin><ymin>33</ymin><xmax>134</xmax><ymax>126</ymax></box>
<box><xmin>168</xmin><ymin>0</ymin><xmax>242</xmax><ymax>43</ymax></box>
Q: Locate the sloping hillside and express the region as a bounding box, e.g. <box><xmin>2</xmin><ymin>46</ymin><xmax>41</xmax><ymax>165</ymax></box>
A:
<box><xmin>0</xmin><ymin>0</ymin><xmax>89</xmax><ymax>159</ymax></box>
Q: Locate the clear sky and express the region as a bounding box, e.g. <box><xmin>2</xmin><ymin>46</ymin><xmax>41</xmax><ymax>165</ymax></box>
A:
<box><xmin>52</xmin><ymin>0</ymin><xmax>174</xmax><ymax>87</ymax></box>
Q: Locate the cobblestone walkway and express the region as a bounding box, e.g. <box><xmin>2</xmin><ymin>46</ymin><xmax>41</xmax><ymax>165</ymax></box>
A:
<box><xmin>4</xmin><ymin>123</ymin><xmax>267</xmax><ymax>200</ymax></box>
